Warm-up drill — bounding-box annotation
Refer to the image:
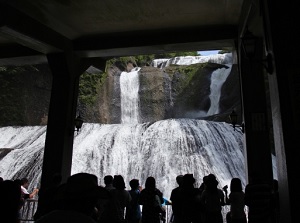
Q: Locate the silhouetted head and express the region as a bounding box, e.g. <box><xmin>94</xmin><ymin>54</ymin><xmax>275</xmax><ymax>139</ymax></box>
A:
<box><xmin>64</xmin><ymin>173</ymin><xmax>100</xmax><ymax>199</ymax></box>
<box><xmin>145</xmin><ymin>176</ymin><xmax>156</xmax><ymax>190</ymax></box>
<box><xmin>230</xmin><ymin>178</ymin><xmax>243</xmax><ymax>192</ymax></box>
<box><xmin>205</xmin><ymin>174</ymin><xmax>218</xmax><ymax>189</ymax></box>
<box><xmin>61</xmin><ymin>173</ymin><xmax>104</xmax><ymax>216</ymax></box>
<box><xmin>113</xmin><ymin>175</ymin><xmax>126</xmax><ymax>190</ymax></box>
<box><xmin>104</xmin><ymin>175</ymin><xmax>113</xmax><ymax>185</ymax></box>
<box><xmin>129</xmin><ymin>179</ymin><xmax>139</xmax><ymax>190</ymax></box>
<box><xmin>176</xmin><ymin>175</ymin><xmax>183</xmax><ymax>186</ymax></box>
<box><xmin>203</xmin><ymin>175</ymin><xmax>208</xmax><ymax>184</ymax></box>
<box><xmin>20</xmin><ymin>177</ymin><xmax>29</xmax><ymax>188</ymax></box>
<box><xmin>182</xmin><ymin>174</ymin><xmax>195</xmax><ymax>188</ymax></box>
<box><xmin>14</xmin><ymin>179</ymin><xmax>21</xmax><ymax>186</ymax></box>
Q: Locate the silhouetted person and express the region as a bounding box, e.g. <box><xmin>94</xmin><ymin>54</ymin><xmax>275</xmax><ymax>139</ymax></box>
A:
<box><xmin>224</xmin><ymin>178</ymin><xmax>246</xmax><ymax>223</ymax></box>
<box><xmin>34</xmin><ymin>173</ymin><xmax>62</xmax><ymax>220</ymax></box>
<box><xmin>96</xmin><ymin>174</ymin><xmax>115</xmax><ymax>222</ymax></box>
<box><xmin>20</xmin><ymin>177</ymin><xmax>39</xmax><ymax>199</ymax></box>
<box><xmin>170</xmin><ymin>175</ymin><xmax>183</xmax><ymax>223</ymax></box>
<box><xmin>13</xmin><ymin>178</ymin><xmax>26</xmax><ymax>220</ymax></box>
<box><xmin>100</xmin><ymin>175</ymin><xmax>131</xmax><ymax>223</ymax></box>
<box><xmin>200</xmin><ymin>174</ymin><xmax>225</xmax><ymax>223</ymax></box>
<box><xmin>36</xmin><ymin>172</ymin><xmax>105</xmax><ymax>223</ymax></box>
<box><xmin>19</xmin><ymin>177</ymin><xmax>39</xmax><ymax>220</ymax></box>
<box><xmin>111</xmin><ymin>175</ymin><xmax>132</xmax><ymax>223</ymax></box>
<box><xmin>180</xmin><ymin>174</ymin><xmax>202</xmax><ymax>223</ymax></box>
<box><xmin>244</xmin><ymin>173</ymin><xmax>272</xmax><ymax>223</ymax></box>
<box><xmin>104</xmin><ymin>175</ymin><xmax>115</xmax><ymax>191</ymax></box>
<box><xmin>126</xmin><ymin>179</ymin><xmax>142</xmax><ymax>223</ymax></box>
<box><xmin>139</xmin><ymin>176</ymin><xmax>164</xmax><ymax>223</ymax></box>
<box><xmin>199</xmin><ymin>175</ymin><xmax>208</xmax><ymax>195</ymax></box>
<box><xmin>0</xmin><ymin>180</ymin><xmax>22</xmax><ymax>223</ymax></box>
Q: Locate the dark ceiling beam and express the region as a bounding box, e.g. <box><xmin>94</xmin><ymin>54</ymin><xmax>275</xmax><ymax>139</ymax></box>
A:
<box><xmin>0</xmin><ymin>55</ymin><xmax>47</xmax><ymax>66</ymax></box>
<box><xmin>0</xmin><ymin>44</ymin><xmax>47</xmax><ymax>65</ymax></box>
<box><xmin>74</xmin><ymin>26</ymin><xmax>238</xmax><ymax>57</ymax></box>
<box><xmin>0</xmin><ymin>2</ymin><xmax>238</xmax><ymax>64</ymax></box>
<box><xmin>238</xmin><ymin>0</ymin><xmax>254</xmax><ymax>38</ymax></box>
<box><xmin>0</xmin><ymin>44</ymin><xmax>42</xmax><ymax>58</ymax></box>
<box><xmin>0</xmin><ymin>2</ymin><xmax>72</xmax><ymax>54</ymax></box>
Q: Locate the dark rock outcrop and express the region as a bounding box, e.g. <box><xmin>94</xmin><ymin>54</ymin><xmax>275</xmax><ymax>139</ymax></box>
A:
<box><xmin>0</xmin><ymin>59</ymin><xmax>241</xmax><ymax>126</ymax></box>
<box><xmin>0</xmin><ymin>65</ymin><xmax>52</xmax><ymax>126</ymax></box>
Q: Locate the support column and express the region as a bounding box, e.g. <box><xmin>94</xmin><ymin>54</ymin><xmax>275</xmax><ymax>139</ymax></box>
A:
<box><xmin>40</xmin><ymin>52</ymin><xmax>81</xmax><ymax>188</ymax></box>
<box><xmin>240</xmin><ymin>38</ymin><xmax>273</xmax><ymax>185</ymax></box>
<box><xmin>263</xmin><ymin>1</ymin><xmax>300</xmax><ymax>222</ymax></box>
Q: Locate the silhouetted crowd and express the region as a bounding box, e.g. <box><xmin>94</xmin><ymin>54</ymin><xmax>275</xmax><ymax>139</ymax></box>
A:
<box><xmin>0</xmin><ymin>172</ymin><xmax>279</xmax><ymax>223</ymax></box>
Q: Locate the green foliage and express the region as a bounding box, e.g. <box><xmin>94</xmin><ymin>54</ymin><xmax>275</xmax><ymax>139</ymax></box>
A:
<box><xmin>134</xmin><ymin>54</ymin><xmax>155</xmax><ymax>66</ymax></box>
<box><xmin>106</xmin><ymin>56</ymin><xmax>136</xmax><ymax>67</ymax></box>
<box><xmin>0</xmin><ymin>65</ymin><xmax>39</xmax><ymax>74</ymax></box>
<box><xmin>166</xmin><ymin>63</ymin><xmax>207</xmax><ymax>87</ymax></box>
<box><xmin>79</xmin><ymin>71</ymin><xmax>104</xmax><ymax>105</ymax></box>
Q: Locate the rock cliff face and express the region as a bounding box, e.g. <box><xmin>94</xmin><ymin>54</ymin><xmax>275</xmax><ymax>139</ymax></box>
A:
<box><xmin>84</xmin><ymin>61</ymin><xmax>241</xmax><ymax>124</ymax></box>
<box><xmin>96</xmin><ymin>66</ymin><xmax>122</xmax><ymax>124</ymax></box>
<box><xmin>138</xmin><ymin>63</ymin><xmax>231</xmax><ymax>122</ymax></box>
<box><xmin>0</xmin><ymin>65</ymin><xmax>52</xmax><ymax>126</ymax></box>
<box><xmin>0</xmin><ymin>58</ymin><xmax>241</xmax><ymax>126</ymax></box>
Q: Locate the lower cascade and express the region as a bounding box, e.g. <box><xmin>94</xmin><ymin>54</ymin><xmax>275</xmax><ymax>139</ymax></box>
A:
<box><xmin>0</xmin><ymin>118</ymin><xmax>244</xmax><ymax>199</ymax></box>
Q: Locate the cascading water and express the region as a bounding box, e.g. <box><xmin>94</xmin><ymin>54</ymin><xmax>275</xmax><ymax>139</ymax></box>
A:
<box><xmin>151</xmin><ymin>53</ymin><xmax>232</xmax><ymax>68</ymax></box>
<box><xmin>0</xmin><ymin>53</ymin><xmax>248</xmax><ymax>200</ymax></box>
<box><xmin>120</xmin><ymin>67</ymin><xmax>141</xmax><ymax>124</ymax></box>
<box><xmin>0</xmin><ymin>120</ymin><xmax>244</xmax><ymax>199</ymax></box>
<box><xmin>152</xmin><ymin>53</ymin><xmax>233</xmax><ymax>117</ymax></box>
<box><xmin>207</xmin><ymin>65</ymin><xmax>232</xmax><ymax>116</ymax></box>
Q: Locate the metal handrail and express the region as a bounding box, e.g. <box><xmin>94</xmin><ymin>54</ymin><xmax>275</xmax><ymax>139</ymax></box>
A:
<box><xmin>19</xmin><ymin>199</ymin><xmax>38</xmax><ymax>222</ymax></box>
<box><xmin>18</xmin><ymin>199</ymin><xmax>173</xmax><ymax>222</ymax></box>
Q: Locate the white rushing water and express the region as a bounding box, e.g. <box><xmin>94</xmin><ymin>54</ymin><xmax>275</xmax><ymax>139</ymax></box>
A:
<box><xmin>152</xmin><ymin>53</ymin><xmax>233</xmax><ymax>117</ymax></box>
<box><xmin>0</xmin><ymin>120</ymin><xmax>244</xmax><ymax>199</ymax></box>
<box><xmin>151</xmin><ymin>53</ymin><xmax>232</xmax><ymax>68</ymax></box>
<box><xmin>207</xmin><ymin>65</ymin><xmax>232</xmax><ymax>116</ymax></box>
<box><xmin>0</xmin><ymin>53</ymin><xmax>250</xmax><ymax>199</ymax></box>
<box><xmin>120</xmin><ymin>67</ymin><xmax>141</xmax><ymax>124</ymax></box>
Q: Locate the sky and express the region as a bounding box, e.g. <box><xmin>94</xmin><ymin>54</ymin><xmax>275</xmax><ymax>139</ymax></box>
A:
<box><xmin>198</xmin><ymin>50</ymin><xmax>219</xmax><ymax>56</ymax></box>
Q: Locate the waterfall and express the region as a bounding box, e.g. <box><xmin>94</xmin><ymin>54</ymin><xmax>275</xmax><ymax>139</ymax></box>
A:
<box><xmin>120</xmin><ymin>67</ymin><xmax>141</xmax><ymax>124</ymax></box>
<box><xmin>0</xmin><ymin>53</ymin><xmax>249</xmax><ymax>200</ymax></box>
<box><xmin>152</xmin><ymin>53</ymin><xmax>233</xmax><ymax>117</ymax></box>
<box><xmin>0</xmin><ymin>120</ymin><xmax>244</xmax><ymax>199</ymax></box>
<box><xmin>207</xmin><ymin>65</ymin><xmax>232</xmax><ymax>115</ymax></box>
<box><xmin>151</xmin><ymin>53</ymin><xmax>232</xmax><ymax>68</ymax></box>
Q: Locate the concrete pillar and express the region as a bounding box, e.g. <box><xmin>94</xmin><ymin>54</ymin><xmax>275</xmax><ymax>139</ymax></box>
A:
<box><xmin>240</xmin><ymin>38</ymin><xmax>273</xmax><ymax>185</ymax></box>
<box><xmin>262</xmin><ymin>1</ymin><xmax>300</xmax><ymax>222</ymax></box>
<box><xmin>40</xmin><ymin>52</ymin><xmax>81</xmax><ymax>188</ymax></box>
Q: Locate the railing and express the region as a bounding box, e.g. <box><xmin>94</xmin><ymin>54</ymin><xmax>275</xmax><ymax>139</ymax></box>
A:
<box><xmin>18</xmin><ymin>199</ymin><xmax>173</xmax><ymax>223</ymax></box>
<box><xmin>19</xmin><ymin>199</ymin><xmax>38</xmax><ymax>222</ymax></box>
<box><xmin>161</xmin><ymin>204</ymin><xmax>172</xmax><ymax>223</ymax></box>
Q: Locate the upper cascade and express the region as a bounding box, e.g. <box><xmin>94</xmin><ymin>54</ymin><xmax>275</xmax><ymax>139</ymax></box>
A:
<box><xmin>151</xmin><ymin>53</ymin><xmax>232</xmax><ymax>68</ymax></box>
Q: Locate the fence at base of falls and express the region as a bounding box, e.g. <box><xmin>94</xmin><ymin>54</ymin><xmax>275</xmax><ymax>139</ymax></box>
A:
<box><xmin>19</xmin><ymin>199</ymin><xmax>38</xmax><ymax>222</ymax></box>
<box><xmin>18</xmin><ymin>199</ymin><xmax>172</xmax><ymax>223</ymax></box>
<box><xmin>18</xmin><ymin>199</ymin><xmax>245</xmax><ymax>223</ymax></box>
